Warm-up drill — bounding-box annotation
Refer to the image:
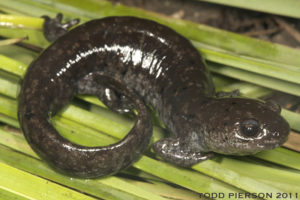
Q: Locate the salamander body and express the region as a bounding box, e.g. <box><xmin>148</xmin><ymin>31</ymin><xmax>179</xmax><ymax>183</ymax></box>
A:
<box><xmin>18</xmin><ymin>16</ymin><xmax>290</xmax><ymax>178</ymax></box>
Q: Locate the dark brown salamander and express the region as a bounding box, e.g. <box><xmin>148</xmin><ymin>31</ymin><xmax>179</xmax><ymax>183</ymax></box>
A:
<box><xmin>18</xmin><ymin>15</ymin><xmax>290</xmax><ymax>178</ymax></box>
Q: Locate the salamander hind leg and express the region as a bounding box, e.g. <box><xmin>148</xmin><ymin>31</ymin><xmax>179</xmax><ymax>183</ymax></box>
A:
<box><xmin>153</xmin><ymin>138</ymin><xmax>214</xmax><ymax>167</ymax></box>
<box><xmin>42</xmin><ymin>13</ymin><xmax>80</xmax><ymax>42</ymax></box>
<box><xmin>76</xmin><ymin>72</ymin><xmax>134</xmax><ymax>114</ymax></box>
<box><xmin>97</xmin><ymin>88</ymin><xmax>135</xmax><ymax>114</ymax></box>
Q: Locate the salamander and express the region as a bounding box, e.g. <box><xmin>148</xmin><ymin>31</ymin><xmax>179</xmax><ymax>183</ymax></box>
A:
<box><xmin>18</xmin><ymin>15</ymin><xmax>290</xmax><ymax>178</ymax></box>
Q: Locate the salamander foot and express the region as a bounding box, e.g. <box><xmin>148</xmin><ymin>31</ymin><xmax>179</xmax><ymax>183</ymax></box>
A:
<box><xmin>153</xmin><ymin>138</ymin><xmax>214</xmax><ymax>167</ymax></box>
<box><xmin>42</xmin><ymin>13</ymin><xmax>80</xmax><ymax>42</ymax></box>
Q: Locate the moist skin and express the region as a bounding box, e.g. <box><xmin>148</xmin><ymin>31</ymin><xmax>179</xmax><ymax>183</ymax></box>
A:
<box><xmin>18</xmin><ymin>16</ymin><xmax>290</xmax><ymax>178</ymax></box>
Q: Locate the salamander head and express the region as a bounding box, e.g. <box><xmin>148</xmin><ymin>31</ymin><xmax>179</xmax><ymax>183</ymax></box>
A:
<box><xmin>190</xmin><ymin>98</ymin><xmax>290</xmax><ymax>155</ymax></box>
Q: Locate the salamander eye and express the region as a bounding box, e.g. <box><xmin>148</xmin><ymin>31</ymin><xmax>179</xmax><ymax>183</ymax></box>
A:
<box><xmin>241</xmin><ymin>119</ymin><xmax>259</xmax><ymax>137</ymax></box>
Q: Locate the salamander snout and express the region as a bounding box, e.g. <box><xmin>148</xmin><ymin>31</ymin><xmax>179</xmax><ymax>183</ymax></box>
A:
<box><xmin>202</xmin><ymin>98</ymin><xmax>290</xmax><ymax>155</ymax></box>
<box><xmin>231</xmin><ymin>98</ymin><xmax>289</xmax><ymax>154</ymax></box>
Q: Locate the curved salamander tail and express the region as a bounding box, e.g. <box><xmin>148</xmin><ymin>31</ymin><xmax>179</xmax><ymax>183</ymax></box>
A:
<box><xmin>18</xmin><ymin>73</ymin><xmax>152</xmax><ymax>178</ymax></box>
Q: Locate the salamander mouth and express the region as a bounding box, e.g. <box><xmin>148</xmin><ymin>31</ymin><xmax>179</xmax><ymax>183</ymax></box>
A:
<box><xmin>255</xmin><ymin>136</ymin><xmax>288</xmax><ymax>150</ymax></box>
<box><xmin>255</xmin><ymin>142</ymin><xmax>280</xmax><ymax>150</ymax></box>
<box><xmin>227</xmin><ymin>136</ymin><xmax>288</xmax><ymax>155</ymax></box>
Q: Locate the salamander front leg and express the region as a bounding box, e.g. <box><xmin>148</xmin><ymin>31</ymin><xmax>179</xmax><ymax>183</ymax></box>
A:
<box><xmin>153</xmin><ymin>138</ymin><xmax>214</xmax><ymax>167</ymax></box>
<box><xmin>42</xmin><ymin>13</ymin><xmax>80</xmax><ymax>42</ymax></box>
